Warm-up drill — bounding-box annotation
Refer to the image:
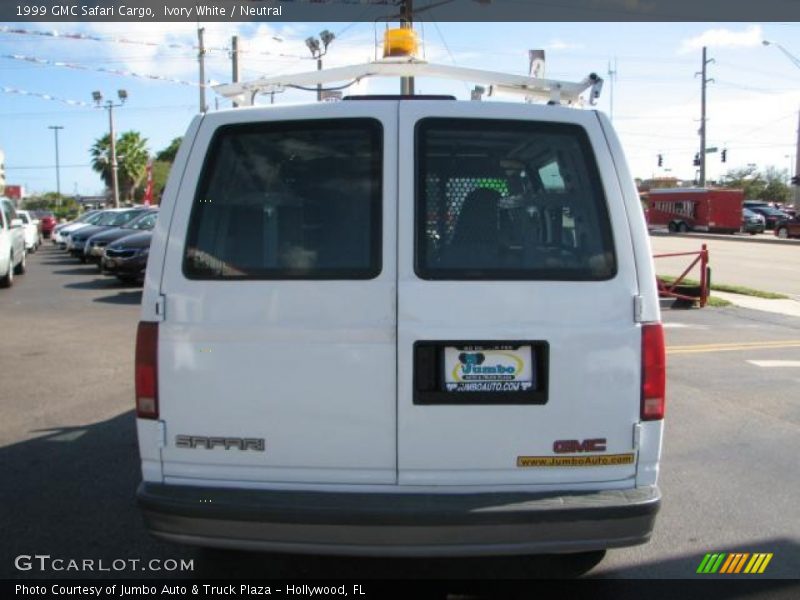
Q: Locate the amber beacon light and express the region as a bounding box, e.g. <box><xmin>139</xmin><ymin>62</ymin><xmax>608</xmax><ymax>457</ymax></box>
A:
<box><xmin>383</xmin><ymin>28</ymin><xmax>419</xmax><ymax>58</ymax></box>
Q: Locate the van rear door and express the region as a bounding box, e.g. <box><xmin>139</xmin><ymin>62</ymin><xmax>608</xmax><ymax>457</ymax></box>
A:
<box><xmin>397</xmin><ymin>102</ymin><xmax>641</xmax><ymax>487</ymax></box>
<box><xmin>157</xmin><ymin>103</ymin><xmax>398</xmax><ymax>486</ymax></box>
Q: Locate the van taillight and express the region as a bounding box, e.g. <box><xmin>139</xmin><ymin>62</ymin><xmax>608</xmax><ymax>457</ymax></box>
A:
<box><xmin>135</xmin><ymin>321</ymin><xmax>159</xmax><ymax>419</ymax></box>
<box><xmin>641</xmin><ymin>323</ymin><xmax>666</xmax><ymax>421</ymax></box>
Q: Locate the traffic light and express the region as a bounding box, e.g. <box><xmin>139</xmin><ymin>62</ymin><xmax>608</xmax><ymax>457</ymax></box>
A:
<box><xmin>693</xmin><ymin>153</ymin><xmax>701</xmax><ymax>167</ymax></box>
<box><xmin>792</xmin><ymin>175</ymin><xmax>800</xmax><ymax>186</ymax></box>
<box><xmin>721</xmin><ymin>149</ymin><xmax>727</xmax><ymax>163</ymax></box>
<box><xmin>657</xmin><ymin>154</ymin><xmax>663</xmax><ymax>167</ymax></box>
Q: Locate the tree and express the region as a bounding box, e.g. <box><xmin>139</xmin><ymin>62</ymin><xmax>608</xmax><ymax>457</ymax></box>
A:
<box><xmin>719</xmin><ymin>165</ymin><xmax>790</xmax><ymax>203</ymax></box>
<box><xmin>761</xmin><ymin>166</ymin><xmax>791</xmax><ymax>204</ymax></box>
<box><xmin>719</xmin><ymin>165</ymin><xmax>764</xmax><ymax>199</ymax></box>
<box><xmin>132</xmin><ymin>160</ymin><xmax>171</xmax><ymax>204</ymax></box>
<box><xmin>23</xmin><ymin>193</ymin><xmax>80</xmax><ymax>219</ymax></box>
<box><xmin>155</xmin><ymin>137</ymin><xmax>183</xmax><ymax>163</ymax></box>
<box><xmin>90</xmin><ymin>130</ymin><xmax>149</xmax><ymax>202</ymax></box>
<box><xmin>130</xmin><ymin>137</ymin><xmax>182</xmax><ymax>204</ymax></box>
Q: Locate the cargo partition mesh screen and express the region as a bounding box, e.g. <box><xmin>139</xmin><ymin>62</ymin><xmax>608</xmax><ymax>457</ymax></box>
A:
<box><xmin>416</xmin><ymin>118</ymin><xmax>617</xmax><ymax>281</ymax></box>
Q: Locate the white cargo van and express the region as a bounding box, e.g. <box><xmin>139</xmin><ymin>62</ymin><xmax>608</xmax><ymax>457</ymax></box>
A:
<box><xmin>135</xmin><ymin>57</ymin><xmax>665</xmax><ymax>560</ymax></box>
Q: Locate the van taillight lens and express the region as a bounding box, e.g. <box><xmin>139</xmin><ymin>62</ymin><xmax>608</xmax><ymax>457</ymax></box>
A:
<box><xmin>641</xmin><ymin>323</ymin><xmax>666</xmax><ymax>421</ymax></box>
<box><xmin>135</xmin><ymin>321</ymin><xmax>159</xmax><ymax>419</ymax></box>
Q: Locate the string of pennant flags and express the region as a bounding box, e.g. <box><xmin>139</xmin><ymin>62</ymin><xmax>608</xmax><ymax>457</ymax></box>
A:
<box><xmin>0</xmin><ymin>86</ymin><xmax>92</xmax><ymax>107</ymax></box>
<box><xmin>0</xmin><ymin>25</ymin><xmax>230</xmax><ymax>54</ymax></box>
<box><xmin>0</xmin><ymin>26</ymin><xmax>303</xmax><ymax>59</ymax></box>
<box><xmin>2</xmin><ymin>53</ymin><xmax>214</xmax><ymax>88</ymax></box>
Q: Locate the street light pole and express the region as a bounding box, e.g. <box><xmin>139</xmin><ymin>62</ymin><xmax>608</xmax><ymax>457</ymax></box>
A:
<box><xmin>305</xmin><ymin>30</ymin><xmax>335</xmax><ymax>102</ymax></box>
<box><xmin>107</xmin><ymin>102</ymin><xmax>120</xmax><ymax>208</ymax></box>
<box><xmin>763</xmin><ymin>40</ymin><xmax>800</xmax><ymax>206</ymax></box>
<box><xmin>762</xmin><ymin>40</ymin><xmax>800</xmax><ymax>70</ymax></box>
<box><xmin>93</xmin><ymin>90</ymin><xmax>127</xmax><ymax>208</ymax></box>
<box><xmin>48</xmin><ymin>125</ymin><xmax>63</xmax><ymax>205</ymax></box>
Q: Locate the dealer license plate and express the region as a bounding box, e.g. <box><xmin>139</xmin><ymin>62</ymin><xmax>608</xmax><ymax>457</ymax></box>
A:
<box><xmin>443</xmin><ymin>345</ymin><xmax>535</xmax><ymax>393</ymax></box>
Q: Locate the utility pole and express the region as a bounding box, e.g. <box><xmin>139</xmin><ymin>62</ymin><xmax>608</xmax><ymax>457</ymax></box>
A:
<box><xmin>92</xmin><ymin>90</ymin><xmax>127</xmax><ymax>208</ymax></box>
<box><xmin>400</xmin><ymin>0</ymin><xmax>414</xmax><ymax>95</ymax></box>
<box><xmin>198</xmin><ymin>27</ymin><xmax>207</xmax><ymax>113</ymax></box>
<box><xmin>316</xmin><ymin>55</ymin><xmax>322</xmax><ymax>101</ymax></box>
<box><xmin>696</xmin><ymin>47</ymin><xmax>714</xmax><ymax>187</ymax></box>
<box><xmin>231</xmin><ymin>35</ymin><xmax>240</xmax><ymax>108</ymax></box>
<box><xmin>795</xmin><ymin>109</ymin><xmax>800</xmax><ymax>206</ymax></box>
<box><xmin>108</xmin><ymin>103</ymin><xmax>119</xmax><ymax>207</ymax></box>
<box><xmin>48</xmin><ymin>125</ymin><xmax>63</xmax><ymax>204</ymax></box>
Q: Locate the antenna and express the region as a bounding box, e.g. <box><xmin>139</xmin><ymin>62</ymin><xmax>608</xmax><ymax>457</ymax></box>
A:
<box><xmin>607</xmin><ymin>58</ymin><xmax>617</xmax><ymax>122</ymax></box>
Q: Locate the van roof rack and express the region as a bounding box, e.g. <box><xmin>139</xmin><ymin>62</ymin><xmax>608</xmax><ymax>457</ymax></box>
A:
<box><xmin>214</xmin><ymin>57</ymin><xmax>603</xmax><ymax>108</ymax></box>
<box><xmin>343</xmin><ymin>94</ymin><xmax>456</xmax><ymax>101</ymax></box>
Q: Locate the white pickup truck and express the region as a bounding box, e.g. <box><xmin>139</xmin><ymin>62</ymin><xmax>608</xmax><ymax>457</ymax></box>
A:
<box><xmin>0</xmin><ymin>198</ymin><xmax>26</xmax><ymax>288</ymax></box>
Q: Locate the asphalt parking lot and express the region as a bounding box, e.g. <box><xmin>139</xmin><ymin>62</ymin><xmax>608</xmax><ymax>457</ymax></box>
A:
<box><xmin>1</xmin><ymin>244</ymin><xmax>799</xmax><ymax>584</ymax></box>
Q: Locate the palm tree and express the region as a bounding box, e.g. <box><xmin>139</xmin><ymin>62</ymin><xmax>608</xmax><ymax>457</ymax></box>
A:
<box><xmin>156</xmin><ymin>137</ymin><xmax>183</xmax><ymax>163</ymax></box>
<box><xmin>90</xmin><ymin>131</ymin><xmax>149</xmax><ymax>202</ymax></box>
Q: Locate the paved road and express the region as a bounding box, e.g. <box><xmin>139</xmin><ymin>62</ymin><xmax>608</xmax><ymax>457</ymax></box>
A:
<box><xmin>1</xmin><ymin>245</ymin><xmax>798</xmax><ymax>584</ymax></box>
<box><xmin>650</xmin><ymin>233</ymin><xmax>799</xmax><ymax>299</ymax></box>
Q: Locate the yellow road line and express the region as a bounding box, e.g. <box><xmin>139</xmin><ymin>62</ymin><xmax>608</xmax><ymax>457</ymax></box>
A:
<box><xmin>667</xmin><ymin>340</ymin><xmax>800</xmax><ymax>355</ymax></box>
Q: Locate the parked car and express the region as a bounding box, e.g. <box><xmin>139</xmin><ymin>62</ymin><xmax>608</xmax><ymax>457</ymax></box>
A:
<box><xmin>135</xmin><ymin>62</ymin><xmax>664</xmax><ymax>562</ymax></box>
<box><xmin>747</xmin><ymin>205</ymin><xmax>790</xmax><ymax>230</ymax></box>
<box><xmin>15</xmin><ymin>210</ymin><xmax>42</xmax><ymax>252</ymax></box>
<box><xmin>54</xmin><ymin>210</ymin><xmax>103</xmax><ymax>247</ymax></box>
<box><xmin>742</xmin><ymin>199</ymin><xmax>768</xmax><ymax>209</ymax></box>
<box><xmin>86</xmin><ymin>209</ymin><xmax>158</xmax><ymax>267</ymax></box>
<box><xmin>32</xmin><ymin>210</ymin><xmax>57</xmax><ymax>239</ymax></box>
<box><xmin>101</xmin><ymin>230</ymin><xmax>153</xmax><ymax>282</ymax></box>
<box><xmin>0</xmin><ymin>198</ymin><xmax>26</xmax><ymax>287</ymax></box>
<box><xmin>774</xmin><ymin>214</ymin><xmax>800</xmax><ymax>239</ymax></box>
<box><xmin>69</xmin><ymin>208</ymin><xmax>149</xmax><ymax>261</ymax></box>
<box><xmin>741</xmin><ymin>208</ymin><xmax>765</xmax><ymax>235</ymax></box>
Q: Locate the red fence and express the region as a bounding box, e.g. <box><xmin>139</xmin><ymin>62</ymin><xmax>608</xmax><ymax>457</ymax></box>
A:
<box><xmin>654</xmin><ymin>244</ymin><xmax>710</xmax><ymax>308</ymax></box>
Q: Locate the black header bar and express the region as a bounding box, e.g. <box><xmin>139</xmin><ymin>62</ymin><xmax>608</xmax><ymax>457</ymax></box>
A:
<box><xmin>3</xmin><ymin>0</ymin><xmax>799</xmax><ymax>23</ymax></box>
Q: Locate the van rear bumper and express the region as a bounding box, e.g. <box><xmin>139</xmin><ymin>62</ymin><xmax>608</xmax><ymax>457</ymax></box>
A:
<box><xmin>138</xmin><ymin>482</ymin><xmax>659</xmax><ymax>557</ymax></box>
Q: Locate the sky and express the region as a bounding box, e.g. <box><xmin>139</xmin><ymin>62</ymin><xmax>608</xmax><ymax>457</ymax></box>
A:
<box><xmin>1</xmin><ymin>21</ymin><xmax>799</xmax><ymax>196</ymax></box>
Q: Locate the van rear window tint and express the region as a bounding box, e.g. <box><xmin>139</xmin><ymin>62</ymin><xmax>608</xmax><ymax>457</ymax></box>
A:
<box><xmin>184</xmin><ymin>119</ymin><xmax>382</xmax><ymax>280</ymax></box>
<box><xmin>416</xmin><ymin>119</ymin><xmax>616</xmax><ymax>280</ymax></box>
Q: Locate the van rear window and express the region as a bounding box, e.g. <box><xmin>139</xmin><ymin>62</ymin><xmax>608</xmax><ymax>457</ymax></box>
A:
<box><xmin>184</xmin><ymin>119</ymin><xmax>383</xmax><ymax>280</ymax></box>
<box><xmin>415</xmin><ymin>119</ymin><xmax>616</xmax><ymax>280</ymax></box>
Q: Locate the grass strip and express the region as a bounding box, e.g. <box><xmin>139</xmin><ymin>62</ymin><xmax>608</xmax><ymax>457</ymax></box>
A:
<box><xmin>657</xmin><ymin>276</ymin><xmax>789</xmax><ymax>300</ymax></box>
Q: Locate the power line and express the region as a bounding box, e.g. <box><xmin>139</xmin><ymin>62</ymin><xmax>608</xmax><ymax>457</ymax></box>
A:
<box><xmin>0</xmin><ymin>105</ymin><xmax>196</xmax><ymax>117</ymax></box>
<box><xmin>714</xmin><ymin>79</ymin><xmax>799</xmax><ymax>93</ymax></box>
<box><xmin>720</xmin><ymin>112</ymin><xmax>797</xmax><ymax>144</ymax></box>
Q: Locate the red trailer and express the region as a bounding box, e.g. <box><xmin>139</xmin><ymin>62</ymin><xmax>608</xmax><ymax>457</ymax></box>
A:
<box><xmin>646</xmin><ymin>188</ymin><xmax>743</xmax><ymax>234</ymax></box>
